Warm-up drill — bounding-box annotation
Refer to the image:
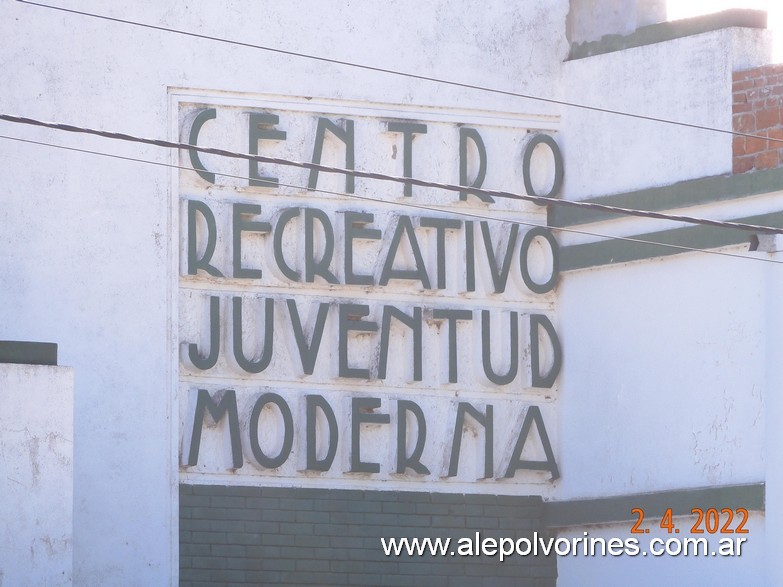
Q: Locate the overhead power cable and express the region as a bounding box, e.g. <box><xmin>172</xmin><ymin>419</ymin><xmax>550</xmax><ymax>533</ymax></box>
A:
<box><xmin>14</xmin><ymin>0</ymin><xmax>783</xmax><ymax>147</ymax></box>
<box><xmin>2</xmin><ymin>131</ymin><xmax>781</xmax><ymax>267</ymax></box>
<box><xmin>1</xmin><ymin>113</ymin><xmax>782</xmax><ymax>236</ymax></box>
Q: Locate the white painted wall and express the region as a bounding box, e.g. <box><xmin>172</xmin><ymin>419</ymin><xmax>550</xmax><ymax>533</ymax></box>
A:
<box><xmin>0</xmin><ymin>1</ymin><xmax>570</xmax><ymax>584</ymax></box>
<box><xmin>562</xmin><ymin>26</ymin><xmax>771</xmax><ymax>200</ymax></box>
<box><xmin>556</xmin><ymin>248</ymin><xmax>766</xmax><ymax>500</ymax></box>
<box><xmin>554</xmin><ymin>246</ymin><xmax>775</xmax><ymax>584</ymax></box>
<box><xmin>0</xmin><ymin>364</ymin><xmax>73</xmax><ymax>587</ymax></box>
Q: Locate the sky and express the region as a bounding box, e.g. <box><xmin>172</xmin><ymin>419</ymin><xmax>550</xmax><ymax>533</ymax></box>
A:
<box><xmin>667</xmin><ymin>0</ymin><xmax>782</xmax><ymax>60</ymax></box>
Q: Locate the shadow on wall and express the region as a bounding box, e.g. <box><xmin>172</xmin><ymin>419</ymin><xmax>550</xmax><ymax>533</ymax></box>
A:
<box><xmin>566</xmin><ymin>0</ymin><xmax>667</xmax><ymax>45</ymax></box>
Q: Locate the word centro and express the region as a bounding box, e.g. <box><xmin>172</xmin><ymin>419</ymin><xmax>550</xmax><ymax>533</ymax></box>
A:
<box><xmin>185</xmin><ymin>109</ymin><xmax>564</xmax><ymax>201</ymax></box>
<box><xmin>183</xmin><ymin>389</ymin><xmax>559</xmax><ymax>481</ymax></box>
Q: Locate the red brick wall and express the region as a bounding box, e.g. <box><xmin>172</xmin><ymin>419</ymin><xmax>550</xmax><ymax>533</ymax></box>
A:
<box><xmin>733</xmin><ymin>64</ymin><xmax>783</xmax><ymax>174</ymax></box>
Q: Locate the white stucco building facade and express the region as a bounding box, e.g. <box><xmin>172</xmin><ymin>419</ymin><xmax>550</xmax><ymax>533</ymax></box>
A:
<box><xmin>2</xmin><ymin>1</ymin><xmax>782</xmax><ymax>585</ymax></box>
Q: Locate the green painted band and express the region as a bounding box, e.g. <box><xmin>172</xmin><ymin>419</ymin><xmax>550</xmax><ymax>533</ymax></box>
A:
<box><xmin>568</xmin><ymin>9</ymin><xmax>767</xmax><ymax>61</ymax></box>
<box><xmin>550</xmin><ymin>168</ymin><xmax>783</xmax><ymax>229</ymax></box>
<box><xmin>0</xmin><ymin>341</ymin><xmax>58</xmax><ymax>366</ymax></box>
<box><xmin>560</xmin><ymin>210</ymin><xmax>783</xmax><ymax>271</ymax></box>
<box><xmin>543</xmin><ymin>482</ymin><xmax>764</xmax><ymax>528</ymax></box>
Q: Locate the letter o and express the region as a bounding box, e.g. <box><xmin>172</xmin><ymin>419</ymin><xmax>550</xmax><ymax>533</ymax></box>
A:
<box><xmin>249</xmin><ymin>392</ymin><xmax>294</xmax><ymax>469</ymax></box>
<box><xmin>516</xmin><ymin>537</ymin><xmax>532</xmax><ymax>556</ymax></box>
<box><xmin>666</xmin><ymin>538</ymin><xmax>682</xmax><ymax>556</ymax></box>
<box><xmin>522</xmin><ymin>134</ymin><xmax>564</xmax><ymax>202</ymax></box>
<box><xmin>554</xmin><ymin>538</ymin><xmax>572</xmax><ymax>556</ymax></box>
<box><xmin>519</xmin><ymin>226</ymin><xmax>559</xmax><ymax>294</ymax></box>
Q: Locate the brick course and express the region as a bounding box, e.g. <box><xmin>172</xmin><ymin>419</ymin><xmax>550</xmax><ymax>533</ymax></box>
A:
<box><xmin>180</xmin><ymin>484</ymin><xmax>556</xmax><ymax>587</ymax></box>
<box><xmin>732</xmin><ymin>64</ymin><xmax>783</xmax><ymax>174</ymax></box>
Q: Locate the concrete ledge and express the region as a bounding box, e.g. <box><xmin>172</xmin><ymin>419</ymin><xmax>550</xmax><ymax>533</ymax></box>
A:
<box><xmin>550</xmin><ymin>168</ymin><xmax>783</xmax><ymax>229</ymax></box>
<box><xmin>568</xmin><ymin>9</ymin><xmax>767</xmax><ymax>60</ymax></box>
<box><xmin>543</xmin><ymin>483</ymin><xmax>764</xmax><ymax>528</ymax></box>
<box><xmin>0</xmin><ymin>340</ymin><xmax>58</xmax><ymax>365</ymax></box>
<box><xmin>560</xmin><ymin>209</ymin><xmax>783</xmax><ymax>271</ymax></box>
